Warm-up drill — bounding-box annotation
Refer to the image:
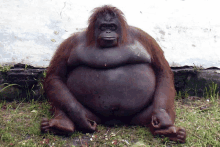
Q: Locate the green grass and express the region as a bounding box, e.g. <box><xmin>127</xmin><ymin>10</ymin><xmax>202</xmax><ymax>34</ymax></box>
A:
<box><xmin>0</xmin><ymin>65</ymin><xmax>11</xmax><ymax>72</ymax></box>
<box><xmin>0</xmin><ymin>95</ymin><xmax>219</xmax><ymax>147</ymax></box>
<box><xmin>0</xmin><ymin>81</ymin><xmax>220</xmax><ymax>146</ymax></box>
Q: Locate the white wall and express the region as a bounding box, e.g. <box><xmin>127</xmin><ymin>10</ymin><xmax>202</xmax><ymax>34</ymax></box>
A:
<box><xmin>0</xmin><ymin>0</ymin><xmax>219</xmax><ymax>67</ymax></box>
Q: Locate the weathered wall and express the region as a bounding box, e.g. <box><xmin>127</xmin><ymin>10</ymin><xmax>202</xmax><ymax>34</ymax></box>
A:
<box><xmin>0</xmin><ymin>0</ymin><xmax>220</xmax><ymax>67</ymax></box>
<box><xmin>1</xmin><ymin>64</ymin><xmax>220</xmax><ymax>101</ymax></box>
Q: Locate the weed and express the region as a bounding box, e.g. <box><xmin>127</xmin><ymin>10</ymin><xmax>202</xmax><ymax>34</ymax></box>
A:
<box><xmin>192</xmin><ymin>63</ymin><xmax>204</xmax><ymax>71</ymax></box>
<box><xmin>0</xmin><ymin>83</ymin><xmax>19</xmax><ymax>93</ymax></box>
<box><xmin>205</xmin><ymin>81</ymin><xmax>219</xmax><ymax>102</ymax></box>
<box><xmin>0</xmin><ymin>65</ymin><xmax>11</xmax><ymax>72</ymax></box>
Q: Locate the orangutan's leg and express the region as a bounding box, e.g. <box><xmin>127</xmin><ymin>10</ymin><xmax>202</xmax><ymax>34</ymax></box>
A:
<box><xmin>41</xmin><ymin>105</ymin><xmax>101</xmax><ymax>134</ymax></box>
<box><xmin>130</xmin><ymin>105</ymin><xmax>186</xmax><ymax>143</ymax></box>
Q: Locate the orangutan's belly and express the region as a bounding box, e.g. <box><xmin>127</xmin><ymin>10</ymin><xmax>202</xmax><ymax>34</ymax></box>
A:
<box><xmin>67</xmin><ymin>63</ymin><xmax>156</xmax><ymax>117</ymax></box>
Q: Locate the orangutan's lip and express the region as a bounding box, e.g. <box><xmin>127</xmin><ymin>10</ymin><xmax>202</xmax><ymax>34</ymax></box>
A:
<box><xmin>103</xmin><ymin>37</ymin><xmax>116</xmax><ymax>40</ymax></box>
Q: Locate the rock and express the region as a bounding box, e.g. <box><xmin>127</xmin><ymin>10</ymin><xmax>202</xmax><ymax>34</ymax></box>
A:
<box><xmin>1</xmin><ymin>63</ymin><xmax>220</xmax><ymax>101</ymax></box>
<box><xmin>172</xmin><ymin>66</ymin><xmax>220</xmax><ymax>97</ymax></box>
<box><xmin>0</xmin><ymin>63</ymin><xmax>46</xmax><ymax>101</ymax></box>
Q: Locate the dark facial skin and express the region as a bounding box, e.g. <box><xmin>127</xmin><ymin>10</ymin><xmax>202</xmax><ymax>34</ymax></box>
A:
<box><xmin>95</xmin><ymin>14</ymin><xmax>120</xmax><ymax>48</ymax></box>
<box><xmin>41</xmin><ymin>5</ymin><xmax>186</xmax><ymax>143</ymax></box>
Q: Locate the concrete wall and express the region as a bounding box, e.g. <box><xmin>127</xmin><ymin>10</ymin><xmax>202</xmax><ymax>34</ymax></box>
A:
<box><xmin>0</xmin><ymin>0</ymin><xmax>219</xmax><ymax>67</ymax></box>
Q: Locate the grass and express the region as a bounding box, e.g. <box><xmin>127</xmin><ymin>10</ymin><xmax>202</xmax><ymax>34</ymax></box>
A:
<box><xmin>0</xmin><ymin>96</ymin><xmax>219</xmax><ymax>147</ymax></box>
<box><xmin>0</xmin><ymin>81</ymin><xmax>219</xmax><ymax>146</ymax></box>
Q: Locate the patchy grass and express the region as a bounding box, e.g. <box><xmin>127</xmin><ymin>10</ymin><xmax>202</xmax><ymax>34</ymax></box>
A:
<box><xmin>0</xmin><ymin>65</ymin><xmax>11</xmax><ymax>72</ymax></box>
<box><xmin>0</xmin><ymin>95</ymin><xmax>219</xmax><ymax>147</ymax></box>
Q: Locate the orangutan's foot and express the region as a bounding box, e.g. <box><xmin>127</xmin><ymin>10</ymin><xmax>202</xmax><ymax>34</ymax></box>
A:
<box><xmin>154</xmin><ymin>126</ymin><xmax>186</xmax><ymax>143</ymax></box>
<box><xmin>41</xmin><ymin>118</ymin><xmax>75</xmax><ymax>135</ymax></box>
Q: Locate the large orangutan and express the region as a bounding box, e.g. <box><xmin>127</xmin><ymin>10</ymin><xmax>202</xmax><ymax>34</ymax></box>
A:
<box><xmin>41</xmin><ymin>5</ymin><xmax>186</xmax><ymax>143</ymax></box>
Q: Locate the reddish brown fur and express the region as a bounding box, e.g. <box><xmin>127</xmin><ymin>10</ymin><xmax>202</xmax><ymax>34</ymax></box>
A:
<box><xmin>44</xmin><ymin>34</ymin><xmax>78</xmax><ymax>89</ymax></box>
<box><xmin>134</xmin><ymin>28</ymin><xmax>176</xmax><ymax>120</ymax></box>
<box><xmin>42</xmin><ymin>5</ymin><xmax>186</xmax><ymax>143</ymax></box>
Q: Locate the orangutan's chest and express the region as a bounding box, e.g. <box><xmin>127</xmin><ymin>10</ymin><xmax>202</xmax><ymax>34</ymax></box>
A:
<box><xmin>67</xmin><ymin>41</ymin><xmax>151</xmax><ymax>68</ymax></box>
<box><xmin>66</xmin><ymin>63</ymin><xmax>156</xmax><ymax>117</ymax></box>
